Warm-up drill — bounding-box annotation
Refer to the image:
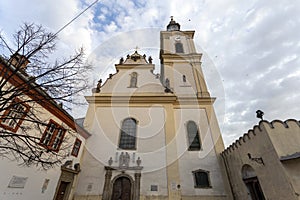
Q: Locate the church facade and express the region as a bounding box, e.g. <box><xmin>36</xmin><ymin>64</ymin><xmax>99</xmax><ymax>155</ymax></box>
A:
<box><xmin>74</xmin><ymin>18</ymin><xmax>232</xmax><ymax>200</ymax></box>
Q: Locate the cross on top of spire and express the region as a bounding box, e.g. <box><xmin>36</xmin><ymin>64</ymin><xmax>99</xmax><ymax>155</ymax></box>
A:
<box><xmin>135</xmin><ymin>46</ymin><xmax>139</xmax><ymax>52</ymax></box>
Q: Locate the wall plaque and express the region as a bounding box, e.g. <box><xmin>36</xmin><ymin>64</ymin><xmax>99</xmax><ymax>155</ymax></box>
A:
<box><xmin>8</xmin><ymin>176</ymin><xmax>28</xmax><ymax>188</ymax></box>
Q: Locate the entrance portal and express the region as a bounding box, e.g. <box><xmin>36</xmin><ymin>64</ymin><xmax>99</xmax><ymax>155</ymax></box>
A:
<box><xmin>111</xmin><ymin>176</ymin><xmax>132</xmax><ymax>200</ymax></box>
<box><xmin>55</xmin><ymin>181</ymin><xmax>69</xmax><ymax>200</ymax></box>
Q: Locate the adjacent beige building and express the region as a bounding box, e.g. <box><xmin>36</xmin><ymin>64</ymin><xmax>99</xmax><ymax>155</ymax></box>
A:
<box><xmin>0</xmin><ymin>55</ymin><xmax>90</xmax><ymax>200</ymax></box>
<box><xmin>222</xmin><ymin>119</ymin><xmax>300</xmax><ymax>200</ymax></box>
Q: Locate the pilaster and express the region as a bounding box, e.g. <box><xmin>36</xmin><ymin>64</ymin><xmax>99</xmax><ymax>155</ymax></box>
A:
<box><xmin>134</xmin><ymin>172</ymin><xmax>141</xmax><ymax>200</ymax></box>
<box><xmin>164</xmin><ymin>104</ymin><xmax>181</xmax><ymax>200</ymax></box>
<box><xmin>102</xmin><ymin>168</ymin><xmax>112</xmax><ymax>200</ymax></box>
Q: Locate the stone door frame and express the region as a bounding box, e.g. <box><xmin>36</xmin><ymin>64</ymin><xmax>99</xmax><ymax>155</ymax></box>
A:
<box><xmin>102</xmin><ymin>166</ymin><xmax>142</xmax><ymax>200</ymax></box>
<box><xmin>53</xmin><ymin>166</ymin><xmax>80</xmax><ymax>200</ymax></box>
<box><xmin>110</xmin><ymin>174</ymin><xmax>134</xmax><ymax>200</ymax></box>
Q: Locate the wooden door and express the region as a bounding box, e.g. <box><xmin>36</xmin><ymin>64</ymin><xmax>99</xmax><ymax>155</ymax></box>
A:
<box><xmin>55</xmin><ymin>181</ymin><xmax>69</xmax><ymax>200</ymax></box>
<box><xmin>244</xmin><ymin>177</ymin><xmax>265</xmax><ymax>200</ymax></box>
<box><xmin>111</xmin><ymin>177</ymin><xmax>131</xmax><ymax>200</ymax></box>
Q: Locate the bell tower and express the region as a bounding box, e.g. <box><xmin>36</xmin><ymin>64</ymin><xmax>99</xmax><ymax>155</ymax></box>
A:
<box><xmin>160</xmin><ymin>17</ymin><xmax>210</xmax><ymax>98</ymax></box>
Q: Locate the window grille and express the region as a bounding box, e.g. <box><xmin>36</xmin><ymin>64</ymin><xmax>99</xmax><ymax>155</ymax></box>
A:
<box><xmin>119</xmin><ymin>118</ymin><xmax>137</xmax><ymax>150</ymax></box>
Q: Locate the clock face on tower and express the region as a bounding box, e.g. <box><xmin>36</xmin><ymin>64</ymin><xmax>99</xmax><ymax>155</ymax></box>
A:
<box><xmin>175</xmin><ymin>36</ymin><xmax>181</xmax><ymax>41</ymax></box>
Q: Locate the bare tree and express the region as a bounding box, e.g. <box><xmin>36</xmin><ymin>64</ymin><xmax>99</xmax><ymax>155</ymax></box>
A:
<box><xmin>0</xmin><ymin>23</ymin><xmax>91</xmax><ymax>169</ymax></box>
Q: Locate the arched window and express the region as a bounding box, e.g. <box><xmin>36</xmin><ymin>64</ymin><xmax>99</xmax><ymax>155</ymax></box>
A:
<box><xmin>119</xmin><ymin>118</ymin><xmax>137</xmax><ymax>150</ymax></box>
<box><xmin>187</xmin><ymin>121</ymin><xmax>201</xmax><ymax>151</ymax></box>
<box><xmin>175</xmin><ymin>42</ymin><xmax>184</xmax><ymax>53</ymax></box>
<box><xmin>192</xmin><ymin>169</ymin><xmax>211</xmax><ymax>188</ymax></box>
<box><xmin>242</xmin><ymin>164</ymin><xmax>265</xmax><ymax>200</ymax></box>
<box><xmin>129</xmin><ymin>72</ymin><xmax>137</xmax><ymax>88</ymax></box>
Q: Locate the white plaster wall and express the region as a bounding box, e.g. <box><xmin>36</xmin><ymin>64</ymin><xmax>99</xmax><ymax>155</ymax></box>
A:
<box><xmin>0</xmin><ymin>82</ymin><xmax>85</xmax><ymax>200</ymax></box>
<box><xmin>77</xmin><ymin>106</ymin><xmax>168</xmax><ymax>196</ymax></box>
<box><xmin>264</xmin><ymin>120</ymin><xmax>300</xmax><ymax>157</ymax></box>
<box><xmin>0</xmin><ymin>127</ymin><xmax>84</xmax><ymax>200</ymax></box>
<box><xmin>166</xmin><ymin>34</ymin><xmax>194</xmax><ymax>55</ymax></box>
<box><xmin>172</xmin><ymin>62</ymin><xmax>198</xmax><ymax>96</ymax></box>
<box><xmin>282</xmin><ymin>160</ymin><xmax>300</xmax><ymax>198</ymax></box>
<box><xmin>174</xmin><ymin>108</ymin><xmax>227</xmax><ymax>196</ymax></box>
<box><xmin>100</xmin><ymin>67</ymin><xmax>165</xmax><ymax>94</ymax></box>
<box><xmin>0</xmin><ymin>160</ymin><xmax>60</xmax><ymax>200</ymax></box>
<box><xmin>74</xmin><ymin>149</ymin><xmax>105</xmax><ymax>196</ymax></box>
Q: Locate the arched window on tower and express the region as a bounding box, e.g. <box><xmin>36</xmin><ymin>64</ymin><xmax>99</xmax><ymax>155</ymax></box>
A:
<box><xmin>175</xmin><ymin>42</ymin><xmax>184</xmax><ymax>53</ymax></box>
<box><xmin>129</xmin><ymin>72</ymin><xmax>138</xmax><ymax>88</ymax></box>
<box><xmin>186</xmin><ymin>121</ymin><xmax>201</xmax><ymax>151</ymax></box>
<box><xmin>119</xmin><ymin>118</ymin><xmax>137</xmax><ymax>150</ymax></box>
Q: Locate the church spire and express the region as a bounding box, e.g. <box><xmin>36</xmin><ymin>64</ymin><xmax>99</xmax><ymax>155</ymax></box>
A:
<box><xmin>166</xmin><ymin>16</ymin><xmax>180</xmax><ymax>31</ymax></box>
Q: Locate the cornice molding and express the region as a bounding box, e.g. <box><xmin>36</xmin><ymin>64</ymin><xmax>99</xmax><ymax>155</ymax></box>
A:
<box><xmin>85</xmin><ymin>94</ymin><xmax>177</xmax><ymax>104</ymax></box>
<box><xmin>160</xmin><ymin>30</ymin><xmax>195</xmax><ymax>39</ymax></box>
<box><xmin>115</xmin><ymin>64</ymin><xmax>155</xmax><ymax>70</ymax></box>
<box><xmin>160</xmin><ymin>53</ymin><xmax>202</xmax><ymax>62</ymax></box>
<box><xmin>85</xmin><ymin>94</ymin><xmax>215</xmax><ymax>106</ymax></box>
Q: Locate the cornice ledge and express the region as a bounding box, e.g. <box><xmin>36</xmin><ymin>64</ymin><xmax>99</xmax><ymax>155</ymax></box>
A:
<box><xmin>115</xmin><ymin>64</ymin><xmax>155</xmax><ymax>70</ymax></box>
<box><xmin>85</xmin><ymin>94</ymin><xmax>177</xmax><ymax>103</ymax></box>
<box><xmin>161</xmin><ymin>53</ymin><xmax>202</xmax><ymax>58</ymax></box>
<box><xmin>176</xmin><ymin>97</ymin><xmax>216</xmax><ymax>105</ymax></box>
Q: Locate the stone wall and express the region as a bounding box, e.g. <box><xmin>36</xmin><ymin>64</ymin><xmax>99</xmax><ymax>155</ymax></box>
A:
<box><xmin>222</xmin><ymin>120</ymin><xmax>300</xmax><ymax>200</ymax></box>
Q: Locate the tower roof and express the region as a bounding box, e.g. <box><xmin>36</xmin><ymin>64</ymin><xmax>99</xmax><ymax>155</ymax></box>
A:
<box><xmin>166</xmin><ymin>16</ymin><xmax>180</xmax><ymax>31</ymax></box>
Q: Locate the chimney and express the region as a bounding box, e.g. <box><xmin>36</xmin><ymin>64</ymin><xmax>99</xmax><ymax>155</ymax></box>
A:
<box><xmin>9</xmin><ymin>53</ymin><xmax>30</xmax><ymax>71</ymax></box>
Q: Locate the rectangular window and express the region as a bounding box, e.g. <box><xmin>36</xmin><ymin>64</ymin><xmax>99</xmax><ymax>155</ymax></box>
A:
<box><xmin>71</xmin><ymin>138</ymin><xmax>82</xmax><ymax>157</ymax></box>
<box><xmin>150</xmin><ymin>185</ymin><xmax>158</xmax><ymax>191</ymax></box>
<box><xmin>40</xmin><ymin>120</ymin><xmax>65</xmax><ymax>152</ymax></box>
<box><xmin>0</xmin><ymin>98</ymin><xmax>30</xmax><ymax>132</ymax></box>
<box><xmin>193</xmin><ymin>170</ymin><xmax>211</xmax><ymax>188</ymax></box>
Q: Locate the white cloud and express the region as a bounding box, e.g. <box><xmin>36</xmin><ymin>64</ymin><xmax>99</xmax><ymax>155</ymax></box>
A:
<box><xmin>0</xmin><ymin>0</ymin><xmax>299</xmax><ymax>147</ymax></box>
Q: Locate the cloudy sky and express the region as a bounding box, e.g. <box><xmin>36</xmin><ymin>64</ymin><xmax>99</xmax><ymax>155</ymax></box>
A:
<box><xmin>1</xmin><ymin>0</ymin><xmax>299</xmax><ymax>147</ymax></box>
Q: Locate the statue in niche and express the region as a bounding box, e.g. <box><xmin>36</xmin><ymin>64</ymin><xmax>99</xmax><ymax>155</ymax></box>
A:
<box><xmin>129</xmin><ymin>72</ymin><xmax>137</xmax><ymax>88</ymax></box>
<box><xmin>108</xmin><ymin>157</ymin><xmax>113</xmax><ymax>166</ymax></box>
<box><xmin>164</xmin><ymin>78</ymin><xmax>172</xmax><ymax>93</ymax></box>
<box><xmin>119</xmin><ymin>152</ymin><xmax>130</xmax><ymax>167</ymax></box>
<box><xmin>119</xmin><ymin>152</ymin><xmax>125</xmax><ymax>167</ymax></box>
<box><xmin>165</xmin><ymin>78</ymin><xmax>170</xmax><ymax>88</ymax></box>
<box><xmin>148</xmin><ymin>56</ymin><xmax>153</xmax><ymax>64</ymax></box>
<box><xmin>183</xmin><ymin>75</ymin><xmax>186</xmax><ymax>83</ymax></box>
<box><xmin>136</xmin><ymin>157</ymin><xmax>141</xmax><ymax>166</ymax></box>
<box><xmin>119</xmin><ymin>57</ymin><xmax>124</xmax><ymax>64</ymax></box>
<box><xmin>97</xmin><ymin>79</ymin><xmax>102</xmax><ymax>90</ymax></box>
<box><xmin>92</xmin><ymin>78</ymin><xmax>102</xmax><ymax>93</ymax></box>
<box><xmin>125</xmin><ymin>152</ymin><xmax>130</xmax><ymax>167</ymax></box>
